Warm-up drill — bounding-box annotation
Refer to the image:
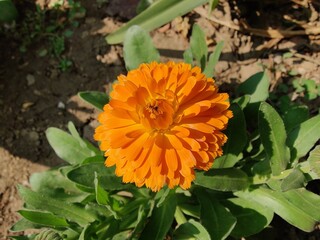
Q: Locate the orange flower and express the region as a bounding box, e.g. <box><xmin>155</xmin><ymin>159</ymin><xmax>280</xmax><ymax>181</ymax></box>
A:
<box><xmin>94</xmin><ymin>62</ymin><xmax>232</xmax><ymax>191</ymax></box>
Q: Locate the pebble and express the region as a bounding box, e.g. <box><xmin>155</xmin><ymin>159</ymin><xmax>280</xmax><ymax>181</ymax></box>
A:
<box><xmin>26</xmin><ymin>74</ymin><xmax>35</xmax><ymax>86</ymax></box>
<box><xmin>57</xmin><ymin>101</ymin><xmax>65</xmax><ymax>109</ymax></box>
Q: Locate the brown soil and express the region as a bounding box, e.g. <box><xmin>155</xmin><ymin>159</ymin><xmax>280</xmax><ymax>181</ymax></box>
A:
<box><xmin>1</xmin><ymin>0</ymin><xmax>320</xmax><ymax>239</ymax></box>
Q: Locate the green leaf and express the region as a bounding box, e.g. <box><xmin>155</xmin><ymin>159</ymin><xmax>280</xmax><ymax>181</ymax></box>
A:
<box><xmin>136</xmin><ymin>0</ymin><xmax>156</xmax><ymax>14</ymax></box>
<box><xmin>18</xmin><ymin>185</ymin><xmax>96</xmax><ymax>226</ymax></box>
<box><xmin>258</xmin><ymin>102</ymin><xmax>290</xmax><ymax>176</ymax></box>
<box><xmin>194</xmin><ymin>169</ymin><xmax>249</xmax><ymax>191</ymax></box>
<box><xmin>10</xmin><ymin>218</ymin><xmax>43</xmax><ymax>232</ymax></box>
<box><xmin>208</xmin><ymin>0</ymin><xmax>219</xmax><ymax>13</ymax></box>
<box><xmin>282</xmin><ymin>188</ymin><xmax>320</xmax><ymax>221</ymax></box>
<box><xmin>308</xmin><ymin>145</ymin><xmax>320</xmax><ymax>178</ymax></box>
<box><xmin>78</xmin><ymin>91</ymin><xmax>109</xmax><ymax>111</ymax></box>
<box><xmin>139</xmin><ymin>192</ymin><xmax>177</xmax><ymax>240</ymax></box>
<box><xmin>237</xmin><ymin>72</ymin><xmax>269</xmax><ymax>103</ymax></box>
<box><xmin>174</xmin><ymin>219</ymin><xmax>211</xmax><ymax>240</ymax></box>
<box><xmin>0</xmin><ymin>0</ymin><xmax>18</xmax><ymax>23</ymax></box>
<box><xmin>223</xmin><ymin>198</ymin><xmax>273</xmax><ymax>237</ymax></box>
<box><xmin>283</xmin><ymin>105</ymin><xmax>309</xmax><ymax>133</ymax></box>
<box><xmin>183</xmin><ymin>48</ymin><xmax>193</xmax><ymax>65</ymax></box>
<box><xmin>18</xmin><ymin>210</ymin><xmax>69</xmax><ymax>228</ymax></box>
<box><xmin>129</xmin><ymin>202</ymin><xmax>153</xmax><ymax>240</ymax></box>
<box><xmin>46</xmin><ymin>127</ymin><xmax>95</xmax><ymax>165</ymax></box>
<box><xmin>280</xmin><ymin>168</ymin><xmax>306</xmax><ymax>191</ymax></box>
<box><xmin>213</xmin><ymin>103</ymin><xmax>247</xmax><ymax>168</ymax></box>
<box><xmin>94</xmin><ymin>172</ymin><xmax>119</xmax><ymax>219</ymax></box>
<box><xmin>236</xmin><ymin>187</ymin><xmax>317</xmax><ymax>232</ymax></box>
<box><xmin>232</xmin><ymin>95</ymin><xmax>250</xmax><ymax>109</ymax></box>
<box><xmin>67</xmin><ymin>162</ymin><xmax>126</xmax><ymax>191</ymax></box>
<box><xmin>287</xmin><ymin>114</ymin><xmax>320</xmax><ymax>162</ymax></box>
<box><xmin>190</xmin><ymin>24</ymin><xmax>208</xmax><ymax>70</ymax></box>
<box><xmin>203</xmin><ymin>41</ymin><xmax>224</xmax><ymax>78</ymax></box>
<box><xmin>106</xmin><ymin>0</ymin><xmax>208</xmax><ymax>44</ymax></box>
<box><xmin>123</xmin><ymin>25</ymin><xmax>160</xmax><ymax>70</ymax></box>
<box><xmin>196</xmin><ymin>189</ymin><xmax>236</xmax><ymax>240</ymax></box>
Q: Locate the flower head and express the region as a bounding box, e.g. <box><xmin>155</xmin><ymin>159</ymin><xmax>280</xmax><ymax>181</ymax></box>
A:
<box><xmin>94</xmin><ymin>62</ymin><xmax>232</xmax><ymax>191</ymax></box>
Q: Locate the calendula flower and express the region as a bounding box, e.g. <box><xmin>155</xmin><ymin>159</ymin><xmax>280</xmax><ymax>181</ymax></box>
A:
<box><xmin>94</xmin><ymin>62</ymin><xmax>232</xmax><ymax>191</ymax></box>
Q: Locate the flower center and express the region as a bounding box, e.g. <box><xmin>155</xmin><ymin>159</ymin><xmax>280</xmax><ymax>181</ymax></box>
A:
<box><xmin>141</xmin><ymin>98</ymin><xmax>174</xmax><ymax>130</ymax></box>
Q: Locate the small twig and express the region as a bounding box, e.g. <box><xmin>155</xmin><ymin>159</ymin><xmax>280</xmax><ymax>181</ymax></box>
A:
<box><xmin>290</xmin><ymin>50</ymin><xmax>320</xmax><ymax>66</ymax></box>
<box><xmin>195</xmin><ymin>7</ymin><xmax>320</xmax><ymax>39</ymax></box>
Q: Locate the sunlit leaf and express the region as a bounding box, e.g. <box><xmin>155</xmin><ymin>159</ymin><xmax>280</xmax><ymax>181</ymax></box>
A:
<box><xmin>195</xmin><ymin>169</ymin><xmax>249</xmax><ymax>191</ymax></box>
<box><xmin>78</xmin><ymin>91</ymin><xmax>109</xmax><ymax>111</ymax></box>
<box><xmin>18</xmin><ymin>210</ymin><xmax>69</xmax><ymax>228</ymax></box>
<box><xmin>208</xmin><ymin>0</ymin><xmax>219</xmax><ymax>13</ymax></box>
<box><xmin>203</xmin><ymin>41</ymin><xmax>224</xmax><ymax>78</ymax></box>
<box><xmin>280</xmin><ymin>168</ymin><xmax>306</xmax><ymax>191</ymax></box>
<box><xmin>287</xmin><ymin>114</ymin><xmax>320</xmax><ymax>162</ymax></box>
<box><xmin>259</xmin><ymin>102</ymin><xmax>290</xmax><ymax>176</ymax></box>
<box><xmin>123</xmin><ymin>25</ymin><xmax>160</xmax><ymax>70</ymax></box>
<box><xmin>308</xmin><ymin>145</ymin><xmax>320</xmax><ymax>178</ymax></box>
<box><xmin>190</xmin><ymin>24</ymin><xmax>208</xmax><ymax>70</ymax></box>
<box><xmin>282</xmin><ymin>105</ymin><xmax>309</xmax><ymax>133</ymax></box>
<box><xmin>106</xmin><ymin>0</ymin><xmax>208</xmax><ymax>44</ymax></box>
<box><xmin>183</xmin><ymin>48</ymin><xmax>193</xmax><ymax>65</ymax></box>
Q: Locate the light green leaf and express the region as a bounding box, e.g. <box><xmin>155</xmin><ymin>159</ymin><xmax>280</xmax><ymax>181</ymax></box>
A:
<box><xmin>190</xmin><ymin>24</ymin><xmax>208</xmax><ymax>70</ymax></box>
<box><xmin>18</xmin><ymin>185</ymin><xmax>96</xmax><ymax>226</ymax></box>
<box><xmin>106</xmin><ymin>0</ymin><xmax>208</xmax><ymax>44</ymax></box>
<box><xmin>140</xmin><ymin>192</ymin><xmax>177</xmax><ymax>240</ymax></box>
<box><xmin>174</xmin><ymin>219</ymin><xmax>211</xmax><ymax>240</ymax></box>
<box><xmin>236</xmin><ymin>187</ymin><xmax>317</xmax><ymax>232</ymax></box>
<box><xmin>18</xmin><ymin>210</ymin><xmax>69</xmax><ymax>228</ymax></box>
<box><xmin>237</xmin><ymin>71</ymin><xmax>269</xmax><ymax>103</ymax></box>
<box><xmin>183</xmin><ymin>48</ymin><xmax>193</xmax><ymax>65</ymax></box>
<box><xmin>213</xmin><ymin>103</ymin><xmax>247</xmax><ymax>168</ymax></box>
<box><xmin>223</xmin><ymin>198</ymin><xmax>273</xmax><ymax>237</ymax></box>
<box><xmin>203</xmin><ymin>41</ymin><xmax>224</xmax><ymax>78</ymax></box>
<box><xmin>209</xmin><ymin>0</ymin><xmax>219</xmax><ymax>13</ymax></box>
<box><xmin>280</xmin><ymin>168</ymin><xmax>306</xmax><ymax>191</ymax></box>
<box><xmin>287</xmin><ymin>114</ymin><xmax>320</xmax><ymax>162</ymax></box>
<box><xmin>259</xmin><ymin>102</ymin><xmax>290</xmax><ymax>176</ymax></box>
<box><xmin>46</xmin><ymin>127</ymin><xmax>95</xmax><ymax>165</ymax></box>
<box><xmin>123</xmin><ymin>25</ymin><xmax>160</xmax><ymax>70</ymax></box>
<box><xmin>308</xmin><ymin>145</ymin><xmax>320</xmax><ymax>178</ymax></box>
<box><xmin>194</xmin><ymin>169</ymin><xmax>249</xmax><ymax>191</ymax></box>
<box><xmin>282</xmin><ymin>188</ymin><xmax>320</xmax><ymax>221</ymax></box>
<box><xmin>283</xmin><ymin>105</ymin><xmax>309</xmax><ymax>133</ymax></box>
<box><xmin>232</xmin><ymin>95</ymin><xmax>250</xmax><ymax>109</ymax></box>
<box><xmin>67</xmin><ymin>162</ymin><xmax>126</xmax><ymax>191</ymax></box>
<box><xmin>196</xmin><ymin>189</ymin><xmax>236</xmax><ymax>240</ymax></box>
<box><xmin>78</xmin><ymin>91</ymin><xmax>109</xmax><ymax>111</ymax></box>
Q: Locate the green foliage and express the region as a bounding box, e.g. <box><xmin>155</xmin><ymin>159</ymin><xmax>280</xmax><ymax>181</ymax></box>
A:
<box><xmin>12</xmin><ymin>25</ymin><xmax>320</xmax><ymax>240</ymax></box>
<box><xmin>0</xmin><ymin>0</ymin><xmax>18</xmax><ymax>23</ymax></box>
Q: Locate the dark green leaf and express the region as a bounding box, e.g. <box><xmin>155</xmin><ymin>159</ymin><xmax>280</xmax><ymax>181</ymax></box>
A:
<box><xmin>280</xmin><ymin>168</ymin><xmax>306</xmax><ymax>191</ymax></box>
<box><xmin>123</xmin><ymin>25</ymin><xmax>160</xmax><ymax>70</ymax></box>
<box><xmin>283</xmin><ymin>105</ymin><xmax>309</xmax><ymax>133</ymax></box>
<box><xmin>67</xmin><ymin>162</ymin><xmax>126</xmax><ymax>191</ymax></box>
<box><xmin>18</xmin><ymin>210</ymin><xmax>69</xmax><ymax>228</ymax></box>
<box><xmin>46</xmin><ymin>127</ymin><xmax>95</xmax><ymax>165</ymax></box>
<box><xmin>287</xmin><ymin>114</ymin><xmax>320</xmax><ymax>162</ymax></box>
<box><xmin>94</xmin><ymin>172</ymin><xmax>119</xmax><ymax>219</ymax></box>
<box><xmin>18</xmin><ymin>185</ymin><xmax>96</xmax><ymax>226</ymax></box>
<box><xmin>259</xmin><ymin>102</ymin><xmax>290</xmax><ymax>175</ymax></box>
<box><xmin>308</xmin><ymin>145</ymin><xmax>320</xmax><ymax>178</ymax></box>
<box><xmin>0</xmin><ymin>0</ymin><xmax>18</xmax><ymax>23</ymax></box>
<box><xmin>174</xmin><ymin>219</ymin><xmax>211</xmax><ymax>240</ymax></box>
<box><xmin>223</xmin><ymin>198</ymin><xmax>273</xmax><ymax>237</ymax></box>
<box><xmin>196</xmin><ymin>189</ymin><xmax>236</xmax><ymax>240</ymax></box>
<box><xmin>237</xmin><ymin>72</ymin><xmax>269</xmax><ymax>103</ymax></box>
<box><xmin>10</xmin><ymin>218</ymin><xmax>43</xmax><ymax>232</ymax></box>
<box><xmin>129</xmin><ymin>202</ymin><xmax>153</xmax><ymax>240</ymax></box>
<box><xmin>236</xmin><ymin>187</ymin><xmax>317</xmax><ymax>232</ymax></box>
<box><xmin>203</xmin><ymin>41</ymin><xmax>224</xmax><ymax>78</ymax></box>
<box><xmin>78</xmin><ymin>91</ymin><xmax>109</xmax><ymax>111</ymax></box>
<box><xmin>139</xmin><ymin>192</ymin><xmax>177</xmax><ymax>240</ymax></box>
<box><xmin>195</xmin><ymin>169</ymin><xmax>249</xmax><ymax>191</ymax></box>
<box><xmin>190</xmin><ymin>24</ymin><xmax>208</xmax><ymax>70</ymax></box>
<box><xmin>213</xmin><ymin>103</ymin><xmax>247</xmax><ymax>168</ymax></box>
<box><xmin>106</xmin><ymin>0</ymin><xmax>208</xmax><ymax>44</ymax></box>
